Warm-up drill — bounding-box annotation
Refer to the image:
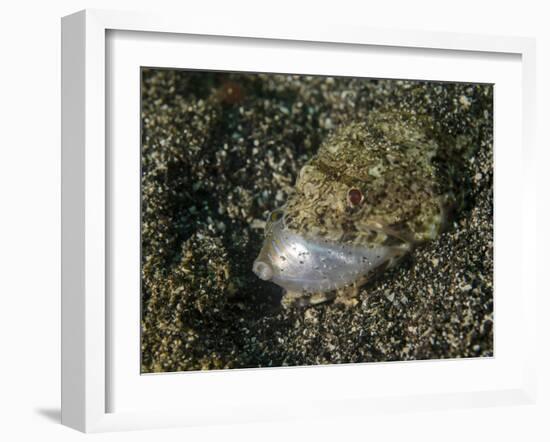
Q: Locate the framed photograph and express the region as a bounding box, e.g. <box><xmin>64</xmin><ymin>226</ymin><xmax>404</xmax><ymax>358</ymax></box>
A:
<box><xmin>61</xmin><ymin>9</ymin><xmax>537</xmax><ymax>433</ymax></box>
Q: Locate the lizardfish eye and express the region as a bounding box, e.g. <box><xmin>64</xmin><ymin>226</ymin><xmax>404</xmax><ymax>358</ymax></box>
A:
<box><xmin>347</xmin><ymin>188</ymin><xmax>364</xmax><ymax>206</ymax></box>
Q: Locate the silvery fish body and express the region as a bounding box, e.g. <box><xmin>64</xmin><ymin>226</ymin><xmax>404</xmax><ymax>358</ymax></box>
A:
<box><xmin>253</xmin><ymin>214</ymin><xmax>398</xmax><ymax>294</ymax></box>
<box><xmin>253</xmin><ymin>111</ymin><xmax>461</xmax><ymax>306</ymax></box>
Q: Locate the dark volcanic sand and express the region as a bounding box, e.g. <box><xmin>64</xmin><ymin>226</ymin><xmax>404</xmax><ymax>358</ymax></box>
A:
<box><xmin>140</xmin><ymin>70</ymin><xmax>493</xmax><ymax>373</ymax></box>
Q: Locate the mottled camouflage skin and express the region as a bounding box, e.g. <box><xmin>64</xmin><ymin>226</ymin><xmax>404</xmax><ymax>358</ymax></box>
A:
<box><xmin>285</xmin><ymin>111</ymin><xmax>457</xmax><ymax>246</ymax></box>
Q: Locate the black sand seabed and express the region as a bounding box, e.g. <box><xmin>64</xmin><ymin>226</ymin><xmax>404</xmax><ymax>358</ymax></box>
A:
<box><xmin>140</xmin><ymin>70</ymin><xmax>493</xmax><ymax>373</ymax></box>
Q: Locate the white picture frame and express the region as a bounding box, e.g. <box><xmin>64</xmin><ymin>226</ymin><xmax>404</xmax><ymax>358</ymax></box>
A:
<box><xmin>61</xmin><ymin>9</ymin><xmax>537</xmax><ymax>433</ymax></box>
